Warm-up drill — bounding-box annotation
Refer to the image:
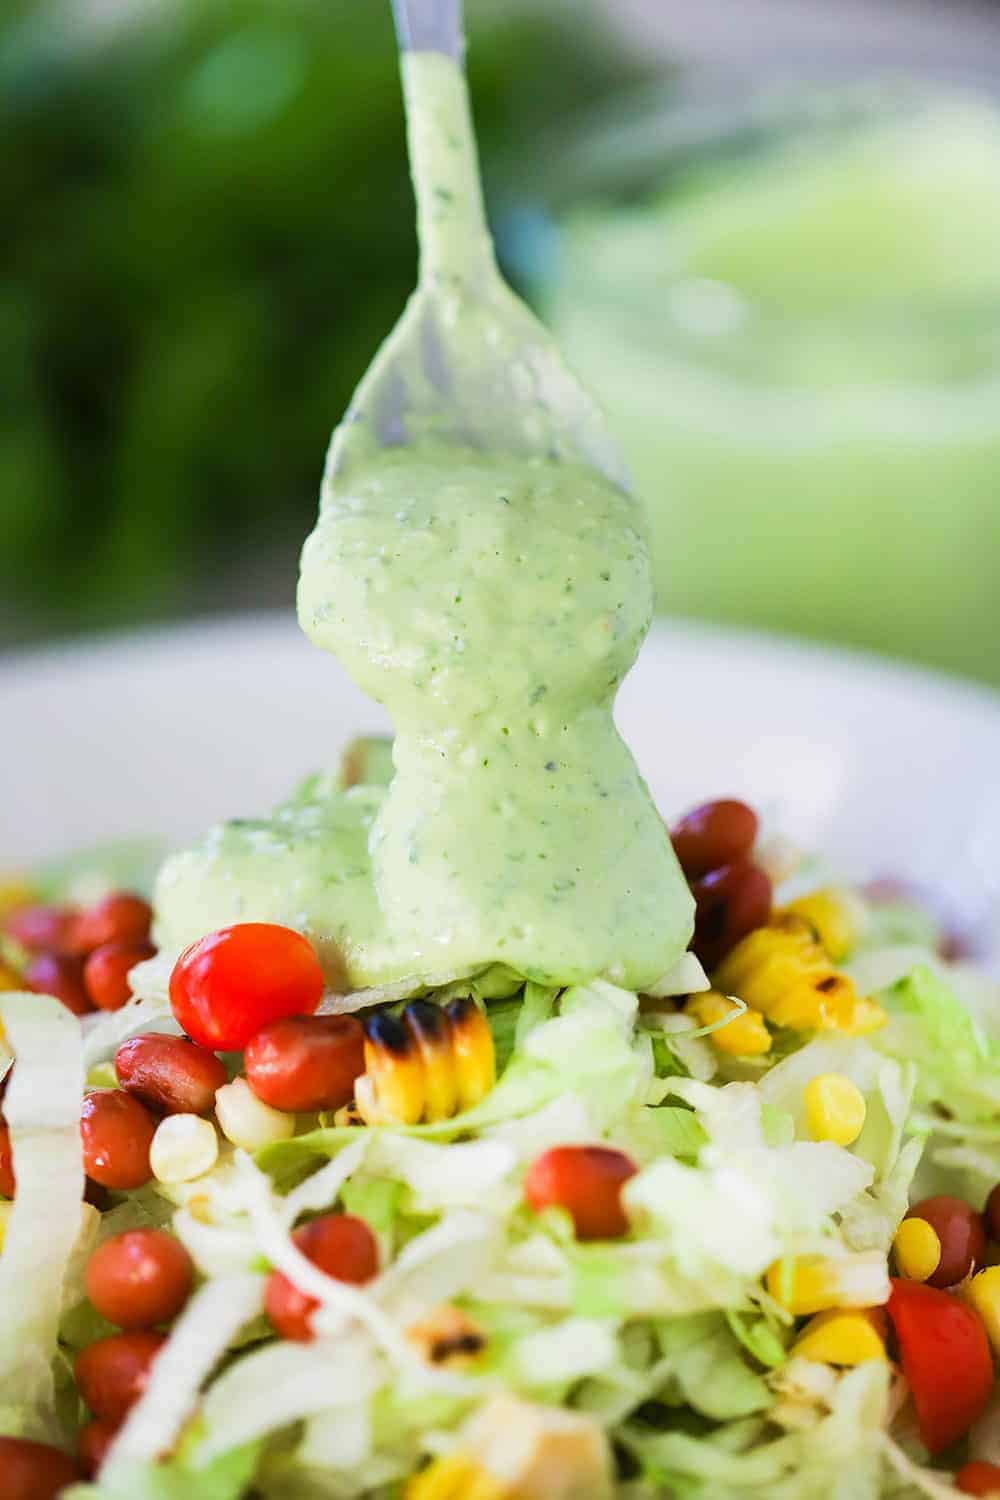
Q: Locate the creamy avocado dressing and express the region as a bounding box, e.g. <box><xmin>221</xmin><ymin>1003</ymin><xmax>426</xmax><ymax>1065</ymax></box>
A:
<box><xmin>154</xmin><ymin>52</ymin><xmax>693</xmax><ymax>993</ymax></box>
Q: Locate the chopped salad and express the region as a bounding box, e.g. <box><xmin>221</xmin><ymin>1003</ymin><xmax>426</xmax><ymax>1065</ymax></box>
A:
<box><xmin>1</xmin><ymin>774</ymin><xmax>999</xmax><ymax>1500</ymax></box>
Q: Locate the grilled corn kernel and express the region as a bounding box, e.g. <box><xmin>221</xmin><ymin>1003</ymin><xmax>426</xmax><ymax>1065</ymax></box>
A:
<box><xmin>215</xmin><ymin>1076</ymin><xmax>295</xmax><ymax>1151</ymax></box>
<box><xmin>150</xmin><ymin>1113</ymin><xmax>219</xmax><ymax>1184</ymax></box>
<box><xmin>445</xmin><ymin>996</ymin><xmax>495</xmax><ymax>1111</ymax></box>
<box><xmin>686</xmin><ymin>991</ymin><xmax>772</xmax><ymax>1056</ymax></box>
<box><xmin>782</xmin><ymin>887</ymin><xmax>866</xmax><ymax>961</ymax></box>
<box><xmin>766</xmin><ymin>1252</ymin><xmax>890</xmax><ymax>1315</ymax></box>
<box><xmin>359</xmin><ymin>998</ymin><xmax>495</xmax><ymax>1126</ymax></box>
<box><xmin>0</xmin><ymin>961</ymin><xmax>22</xmax><ymax>994</ymax></box>
<box><xmin>715</xmin><ymin>916</ymin><xmax>886</xmax><ymax>1037</ymax></box>
<box><xmin>893</xmin><ymin>1216</ymin><xmax>942</xmax><ymax>1283</ymax></box>
<box><xmin>406</xmin><ymin>1305</ymin><xmax>486</xmax><ymax>1367</ymax></box>
<box><xmin>791</xmin><ymin>1308</ymin><xmax>887</xmax><ymax>1365</ymax></box>
<box><xmin>963</xmin><ymin>1267</ymin><xmax>1000</xmax><ymax>1358</ymax></box>
<box><xmin>803</xmin><ymin>1073</ymin><xmax>867</xmax><ymax>1146</ymax></box>
<box><xmin>406</xmin><ymin>1455</ymin><xmax>506</xmax><ymax>1500</ymax></box>
<box><xmin>332</xmin><ymin>1098</ymin><xmax>366</xmax><ymax>1128</ymax></box>
<box><xmin>406</xmin><ymin>1000</ymin><xmax>459</xmax><ymax>1120</ymax></box>
<box><xmin>0</xmin><ymin>1200</ymin><xmax>11</xmax><ymax>1252</ymax></box>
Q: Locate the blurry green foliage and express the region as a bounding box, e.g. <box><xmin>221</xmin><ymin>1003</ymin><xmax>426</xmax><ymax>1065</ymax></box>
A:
<box><xmin>0</xmin><ymin>0</ymin><xmax>648</xmax><ymax>636</ymax></box>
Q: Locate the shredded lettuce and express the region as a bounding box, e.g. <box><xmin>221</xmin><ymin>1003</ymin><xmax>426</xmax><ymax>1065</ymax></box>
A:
<box><xmin>0</xmin><ymin>992</ymin><xmax>84</xmax><ymax>1442</ymax></box>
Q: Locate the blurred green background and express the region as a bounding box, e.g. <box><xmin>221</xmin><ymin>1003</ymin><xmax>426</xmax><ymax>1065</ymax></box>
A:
<box><xmin>0</xmin><ymin>0</ymin><xmax>652</xmax><ymax>645</ymax></box>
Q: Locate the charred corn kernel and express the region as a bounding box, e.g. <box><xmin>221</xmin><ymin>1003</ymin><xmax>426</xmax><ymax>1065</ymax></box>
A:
<box><xmin>150</xmin><ymin>1113</ymin><xmax>219</xmax><ymax>1184</ymax></box>
<box><xmin>362</xmin><ymin>1011</ymin><xmax>425</xmax><ymax>1125</ymax></box>
<box><xmin>893</xmin><ymin>1216</ymin><xmax>942</xmax><ymax>1283</ymax></box>
<box><xmin>359</xmin><ymin>1000</ymin><xmax>495</xmax><ymax>1125</ymax></box>
<box><xmin>215</xmin><ymin>1076</ymin><xmax>295</xmax><ymax>1151</ymax></box>
<box><xmin>962</xmin><ymin>1267</ymin><xmax>1000</xmax><ymax>1357</ymax></box>
<box><xmin>0</xmin><ymin>1200</ymin><xmax>11</xmax><ymax>1252</ymax></box>
<box><xmin>445</xmin><ymin>996</ymin><xmax>495</xmax><ymax>1112</ymax></box>
<box><xmin>406</xmin><ymin>1455</ymin><xmax>506</xmax><ymax>1500</ymax></box>
<box><xmin>781</xmin><ymin>887</ymin><xmax>866</xmax><ymax>961</ymax></box>
<box><xmin>766</xmin><ymin>1252</ymin><xmax>890</xmax><ymax>1315</ymax></box>
<box><xmin>406</xmin><ymin>999</ymin><xmax>459</xmax><ymax>1120</ymax></box>
<box><xmin>791</xmin><ymin>1309</ymin><xmax>887</xmax><ymax>1365</ymax></box>
<box><xmin>715</xmin><ymin>916</ymin><xmax>886</xmax><ymax>1037</ymax></box>
<box><xmin>406</xmin><ymin>1305</ymin><xmax>486</xmax><ymax>1367</ymax></box>
<box><xmin>332</xmin><ymin>1098</ymin><xmax>366</xmax><ymax>1128</ymax></box>
<box><xmin>803</xmin><ymin>1073</ymin><xmax>867</xmax><ymax>1146</ymax></box>
<box><xmin>686</xmin><ymin>991</ymin><xmax>772</xmax><ymax>1056</ymax></box>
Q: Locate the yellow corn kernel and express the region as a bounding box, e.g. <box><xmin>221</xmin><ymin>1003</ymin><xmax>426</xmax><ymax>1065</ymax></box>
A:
<box><xmin>791</xmin><ymin>1309</ymin><xmax>887</xmax><ymax>1365</ymax></box>
<box><xmin>406</xmin><ymin>1455</ymin><xmax>506</xmax><ymax>1500</ymax></box>
<box><xmin>445</xmin><ymin>997</ymin><xmax>496</xmax><ymax>1112</ymax></box>
<box><xmin>332</xmin><ymin>1098</ymin><xmax>366</xmax><ymax>1128</ymax></box>
<box><xmin>781</xmin><ymin>888</ymin><xmax>866</xmax><ymax>962</ymax></box>
<box><xmin>0</xmin><ymin>1200</ymin><xmax>11</xmax><ymax>1251</ymax></box>
<box><xmin>406</xmin><ymin>999</ymin><xmax>459</xmax><ymax>1121</ymax></box>
<box><xmin>893</xmin><ymin>1216</ymin><xmax>942</xmax><ymax>1283</ymax></box>
<box><xmin>0</xmin><ymin>961</ymin><xmax>22</xmax><ymax>994</ymax></box>
<box><xmin>686</xmin><ymin>991</ymin><xmax>772</xmax><ymax>1056</ymax></box>
<box><xmin>803</xmin><ymin>1073</ymin><xmax>867</xmax><ymax>1146</ymax></box>
<box><xmin>766</xmin><ymin>1252</ymin><xmax>890</xmax><ymax>1316</ymax></box>
<box><xmin>406</xmin><ymin>1305</ymin><xmax>486</xmax><ymax>1368</ymax></box>
<box><xmin>714</xmin><ymin>917</ymin><xmax>886</xmax><ymax>1037</ymax></box>
<box><xmin>962</xmin><ymin>1266</ymin><xmax>1000</xmax><ymax>1358</ymax></box>
<box><xmin>362</xmin><ymin>1011</ymin><xmax>425</xmax><ymax>1126</ymax></box>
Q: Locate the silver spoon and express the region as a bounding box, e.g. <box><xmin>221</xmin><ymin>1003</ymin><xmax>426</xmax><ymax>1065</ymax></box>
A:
<box><xmin>322</xmin><ymin>0</ymin><xmax>630</xmax><ymax>491</ymax></box>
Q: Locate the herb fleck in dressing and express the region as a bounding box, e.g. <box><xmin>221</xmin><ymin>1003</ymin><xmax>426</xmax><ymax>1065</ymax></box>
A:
<box><xmin>154</xmin><ymin>53</ymin><xmax>692</xmax><ymax>993</ymax></box>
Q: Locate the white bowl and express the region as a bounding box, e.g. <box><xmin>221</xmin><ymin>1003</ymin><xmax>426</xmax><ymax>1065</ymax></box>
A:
<box><xmin>4</xmin><ymin>613</ymin><xmax>1000</xmax><ymax>946</ymax></box>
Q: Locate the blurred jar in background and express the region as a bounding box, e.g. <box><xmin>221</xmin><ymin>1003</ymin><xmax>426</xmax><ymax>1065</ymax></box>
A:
<box><xmin>534</xmin><ymin>81</ymin><xmax>1000</xmax><ymax>685</ymax></box>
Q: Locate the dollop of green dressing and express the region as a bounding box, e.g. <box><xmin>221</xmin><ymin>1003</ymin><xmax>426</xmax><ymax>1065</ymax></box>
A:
<box><xmin>154</xmin><ymin>54</ymin><xmax>693</xmax><ymax>994</ymax></box>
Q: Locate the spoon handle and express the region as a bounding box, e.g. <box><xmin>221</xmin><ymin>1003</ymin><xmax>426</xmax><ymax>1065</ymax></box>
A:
<box><xmin>391</xmin><ymin>0</ymin><xmax>463</xmax><ymax>59</ymax></box>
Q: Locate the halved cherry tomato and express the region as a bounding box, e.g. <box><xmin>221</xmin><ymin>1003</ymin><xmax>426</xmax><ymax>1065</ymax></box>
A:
<box><xmin>244</xmin><ymin>1014</ymin><xmax>365</xmax><ymax>1113</ymax></box>
<box><xmin>0</xmin><ymin>1436</ymin><xmax>80</xmax><ymax>1500</ymax></box>
<box><xmin>74</xmin><ymin>1330</ymin><xmax>165</xmax><ymax>1424</ymax></box>
<box><xmin>265</xmin><ymin>1213</ymin><xmax>378</xmax><ymax>1342</ymax></box>
<box><xmin>524</xmin><ymin>1145</ymin><xmax>638</xmax><ymax>1240</ymax></box>
<box><xmin>886</xmin><ymin>1279</ymin><xmax>994</xmax><ymax>1454</ymax></box>
<box><xmin>85</xmin><ymin>1229</ymin><xmax>193</xmax><ymax>1329</ymax></box>
<box><xmin>957</xmin><ymin>1463</ymin><xmax>1000</xmax><ymax>1497</ymax></box>
<box><xmin>169</xmin><ymin>924</ymin><xmax>324</xmax><ymax>1051</ymax></box>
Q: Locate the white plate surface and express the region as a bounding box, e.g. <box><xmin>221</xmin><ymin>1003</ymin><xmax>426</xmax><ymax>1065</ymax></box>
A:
<box><xmin>4</xmin><ymin>613</ymin><xmax>999</xmax><ymax>943</ymax></box>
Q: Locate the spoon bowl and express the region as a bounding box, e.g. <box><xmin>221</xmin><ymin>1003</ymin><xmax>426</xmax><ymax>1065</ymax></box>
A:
<box><xmin>325</xmin><ymin>0</ymin><xmax>630</xmax><ymax>491</ymax></box>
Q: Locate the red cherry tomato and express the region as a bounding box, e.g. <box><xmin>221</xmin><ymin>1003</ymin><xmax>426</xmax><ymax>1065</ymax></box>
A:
<box><xmin>906</xmin><ymin>1196</ymin><xmax>987</xmax><ymax>1288</ymax></box>
<box><xmin>24</xmin><ymin>952</ymin><xmax>93</xmax><ymax>1016</ymax></box>
<box><xmin>984</xmin><ymin>1183</ymin><xmax>1000</xmax><ymax>1243</ymax></box>
<box><xmin>74</xmin><ymin>892</ymin><xmax>152</xmax><ymax>953</ymax></box>
<box><xmin>170</xmin><ymin>924</ymin><xmax>324</xmax><ymax>1052</ymax></box>
<box><xmin>0</xmin><ymin>1436</ymin><xmax>80</xmax><ymax>1500</ymax></box>
<box><xmin>957</xmin><ymin>1463</ymin><xmax>1000</xmax><ymax>1497</ymax></box>
<box><xmin>115</xmin><ymin>1032</ymin><xmax>227</xmax><ymax>1117</ymax></box>
<box><xmin>74</xmin><ymin>1330</ymin><xmax>165</xmax><ymax>1424</ymax></box>
<box><xmin>0</xmin><ymin>1119</ymin><xmax>14</xmax><ymax>1199</ymax></box>
<box><xmin>3</xmin><ymin>903</ymin><xmax>82</xmax><ymax>956</ymax></box>
<box><xmin>84</xmin><ymin>941</ymin><xmax>155</xmax><ymax>1013</ymax></box>
<box><xmin>524</xmin><ymin>1145</ymin><xmax>638</xmax><ymax>1241</ymax></box>
<box><xmin>886</xmin><ymin>1279</ymin><xmax>994</xmax><ymax>1454</ymax></box>
<box><xmin>265</xmin><ymin>1214</ymin><xmax>378</xmax><ymax>1342</ymax></box>
<box><xmin>77</xmin><ymin>1418</ymin><xmax>117</xmax><ymax>1479</ymax></box>
<box><xmin>85</xmin><ymin>1229</ymin><xmax>194</xmax><ymax>1330</ymax></box>
<box><xmin>80</xmin><ymin>1090</ymin><xmax>156</xmax><ymax>1190</ymax></box>
<box><xmin>244</xmin><ymin>1014</ymin><xmax>365</xmax><ymax>1113</ymax></box>
<box><xmin>691</xmin><ymin>860</ymin><xmax>772</xmax><ymax>970</ymax></box>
